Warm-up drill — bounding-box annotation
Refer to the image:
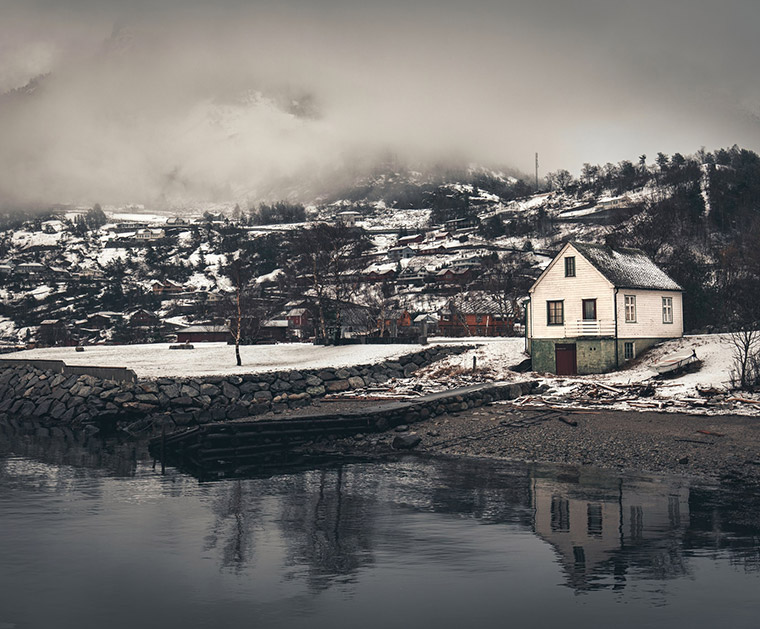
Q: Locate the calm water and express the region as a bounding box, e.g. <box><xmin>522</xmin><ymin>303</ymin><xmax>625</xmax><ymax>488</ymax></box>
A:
<box><xmin>1</xmin><ymin>427</ymin><xmax>759</xmax><ymax>629</ymax></box>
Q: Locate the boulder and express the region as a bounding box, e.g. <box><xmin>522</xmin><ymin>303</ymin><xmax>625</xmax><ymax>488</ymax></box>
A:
<box><xmin>348</xmin><ymin>376</ymin><xmax>366</xmax><ymax>389</ymax></box>
<box><xmin>326</xmin><ymin>379</ymin><xmax>350</xmax><ymax>392</ymax></box>
<box><xmin>392</xmin><ymin>434</ymin><xmax>421</xmax><ymax>450</ymax></box>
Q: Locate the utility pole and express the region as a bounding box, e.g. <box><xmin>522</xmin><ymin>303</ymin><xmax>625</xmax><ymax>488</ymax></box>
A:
<box><xmin>535</xmin><ymin>152</ymin><xmax>539</xmax><ymax>190</ymax></box>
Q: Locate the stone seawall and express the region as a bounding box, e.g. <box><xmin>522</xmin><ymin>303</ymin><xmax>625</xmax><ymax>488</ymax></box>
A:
<box><xmin>0</xmin><ymin>345</ymin><xmax>475</xmax><ymax>433</ymax></box>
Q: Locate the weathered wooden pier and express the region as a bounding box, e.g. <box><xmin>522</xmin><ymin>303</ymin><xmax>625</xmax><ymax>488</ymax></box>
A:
<box><xmin>150</xmin><ymin>381</ymin><xmax>535</xmax><ymax>476</ymax></box>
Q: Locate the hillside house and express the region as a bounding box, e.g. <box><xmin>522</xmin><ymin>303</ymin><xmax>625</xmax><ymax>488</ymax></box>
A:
<box><xmin>152</xmin><ymin>280</ymin><xmax>188</xmax><ymax>296</ymax></box>
<box><xmin>286</xmin><ymin>307</ymin><xmax>312</xmax><ymax>339</ymax></box>
<box><xmin>135</xmin><ymin>229</ymin><xmax>165</xmax><ymax>241</ymax></box>
<box><xmin>337</xmin><ymin>211</ymin><xmax>361</xmax><ymax>228</ymax></box>
<box><xmin>387</xmin><ymin>246</ymin><xmax>416</xmax><ymax>261</ymax></box>
<box><xmin>439</xmin><ymin>294</ymin><xmax>515</xmax><ymax>337</ymax></box>
<box><xmin>397</xmin><ymin>266</ymin><xmax>431</xmax><ymax>285</ymax></box>
<box><xmin>377</xmin><ymin>309</ymin><xmax>412</xmax><ymax>336</ymax></box>
<box><xmin>435</xmin><ymin>268</ymin><xmax>472</xmax><ymax>285</ymax></box>
<box><xmin>363</xmin><ymin>267</ymin><xmax>397</xmax><ymax>283</ymax></box>
<box><xmin>526</xmin><ymin>242</ymin><xmax>683</xmax><ymax>375</ymax></box>
<box><xmin>176</xmin><ymin>325</ymin><xmax>230</xmax><ymax>343</ymax></box>
<box><xmin>16</xmin><ymin>262</ymin><xmax>46</xmax><ymax>275</ymax></box>
<box><xmin>128</xmin><ymin>309</ymin><xmax>161</xmax><ymax>328</ymax></box>
<box><xmin>397</xmin><ymin>234</ymin><xmax>425</xmax><ymax>246</ymax></box>
<box><xmin>86</xmin><ymin>311</ymin><xmax>124</xmax><ymax>329</ymax></box>
<box><xmin>38</xmin><ymin>319</ymin><xmax>70</xmax><ymax>346</ymax></box>
<box><xmin>413</xmin><ymin>313</ymin><xmax>439</xmax><ymax>335</ymax></box>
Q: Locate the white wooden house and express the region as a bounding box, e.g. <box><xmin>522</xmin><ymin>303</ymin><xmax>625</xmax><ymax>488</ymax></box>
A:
<box><xmin>526</xmin><ymin>242</ymin><xmax>683</xmax><ymax>374</ymax></box>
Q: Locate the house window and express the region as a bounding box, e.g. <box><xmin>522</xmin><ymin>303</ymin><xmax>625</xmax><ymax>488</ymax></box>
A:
<box><xmin>625</xmin><ymin>295</ymin><xmax>636</xmax><ymax>323</ymax></box>
<box><xmin>564</xmin><ymin>256</ymin><xmax>576</xmax><ymax>277</ymax></box>
<box><xmin>547</xmin><ymin>301</ymin><xmax>564</xmax><ymax>326</ymax></box>
<box><xmin>662</xmin><ymin>297</ymin><xmax>673</xmax><ymax>324</ymax></box>
<box><xmin>582</xmin><ymin>299</ymin><xmax>596</xmax><ymax>321</ymax></box>
<box><xmin>624</xmin><ymin>341</ymin><xmax>635</xmax><ymax>360</ymax></box>
<box><xmin>551</xmin><ymin>496</ymin><xmax>570</xmax><ymax>531</ymax></box>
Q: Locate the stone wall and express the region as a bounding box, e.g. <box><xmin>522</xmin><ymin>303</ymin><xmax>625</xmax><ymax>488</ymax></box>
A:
<box><xmin>0</xmin><ymin>344</ymin><xmax>475</xmax><ymax>432</ymax></box>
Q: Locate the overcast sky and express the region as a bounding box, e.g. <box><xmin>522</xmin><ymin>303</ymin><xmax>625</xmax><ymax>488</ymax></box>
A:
<box><xmin>2</xmin><ymin>0</ymin><xmax>759</xmax><ymax>206</ymax></box>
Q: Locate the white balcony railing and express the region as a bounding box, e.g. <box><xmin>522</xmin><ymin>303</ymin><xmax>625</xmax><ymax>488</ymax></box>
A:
<box><xmin>564</xmin><ymin>320</ymin><xmax>616</xmax><ymax>337</ymax></box>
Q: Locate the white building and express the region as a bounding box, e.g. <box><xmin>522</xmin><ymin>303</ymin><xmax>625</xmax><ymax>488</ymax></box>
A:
<box><xmin>526</xmin><ymin>241</ymin><xmax>683</xmax><ymax>374</ymax></box>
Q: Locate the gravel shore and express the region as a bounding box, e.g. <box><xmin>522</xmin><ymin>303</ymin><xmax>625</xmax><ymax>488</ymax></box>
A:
<box><xmin>411</xmin><ymin>402</ymin><xmax>760</xmax><ymax>482</ymax></box>
<box><xmin>305</xmin><ymin>396</ymin><xmax>760</xmax><ymax>482</ymax></box>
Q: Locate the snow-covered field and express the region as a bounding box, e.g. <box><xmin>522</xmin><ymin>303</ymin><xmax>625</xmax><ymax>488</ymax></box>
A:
<box><xmin>384</xmin><ymin>334</ymin><xmax>755</xmax><ymax>415</ymax></box>
<box><xmin>9</xmin><ymin>342</ymin><xmax>441</xmax><ymax>378</ymax></box>
<box><xmin>8</xmin><ymin>333</ymin><xmax>753</xmax><ymax>414</ymax></box>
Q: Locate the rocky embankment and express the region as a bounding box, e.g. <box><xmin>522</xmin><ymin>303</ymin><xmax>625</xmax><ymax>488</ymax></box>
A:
<box><xmin>0</xmin><ymin>345</ymin><xmax>474</xmax><ymax>433</ymax></box>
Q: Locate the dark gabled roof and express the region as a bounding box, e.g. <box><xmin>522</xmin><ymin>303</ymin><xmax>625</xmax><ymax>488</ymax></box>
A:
<box><xmin>571</xmin><ymin>242</ymin><xmax>683</xmax><ymax>291</ymax></box>
<box><xmin>444</xmin><ymin>293</ymin><xmax>514</xmax><ymax>316</ymax></box>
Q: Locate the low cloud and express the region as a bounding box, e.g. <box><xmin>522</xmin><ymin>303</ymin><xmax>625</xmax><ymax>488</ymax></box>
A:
<box><xmin>2</xmin><ymin>0</ymin><xmax>760</xmax><ymax>207</ymax></box>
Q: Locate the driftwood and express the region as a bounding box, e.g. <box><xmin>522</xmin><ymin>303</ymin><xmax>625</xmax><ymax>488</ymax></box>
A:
<box><xmin>727</xmin><ymin>397</ymin><xmax>760</xmax><ymax>405</ymax></box>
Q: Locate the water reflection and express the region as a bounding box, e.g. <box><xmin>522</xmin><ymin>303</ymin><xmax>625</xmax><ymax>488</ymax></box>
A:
<box><xmin>531</xmin><ymin>469</ymin><xmax>691</xmax><ymax>590</ymax></box>
<box><xmin>1</xmin><ymin>430</ymin><xmax>759</xmax><ymax>628</ymax></box>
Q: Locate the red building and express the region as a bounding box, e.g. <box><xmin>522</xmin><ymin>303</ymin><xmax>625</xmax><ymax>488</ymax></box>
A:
<box><xmin>438</xmin><ymin>295</ymin><xmax>515</xmax><ymax>337</ymax></box>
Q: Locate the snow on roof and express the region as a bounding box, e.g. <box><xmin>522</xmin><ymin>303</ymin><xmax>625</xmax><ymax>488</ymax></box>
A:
<box><xmin>262</xmin><ymin>319</ymin><xmax>288</xmax><ymax>327</ymax></box>
<box><xmin>255</xmin><ymin>268</ymin><xmax>285</xmax><ymax>284</ymax></box>
<box><xmin>177</xmin><ymin>325</ymin><xmax>228</xmax><ymax>333</ymax></box>
<box><xmin>571</xmin><ymin>242</ymin><xmax>682</xmax><ymax>291</ymax></box>
<box><xmin>414</xmin><ymin>313</ymin><xmax>438</xmax><ymax>322</ymax></box>
<box><xmin>445</xmin><ymin>292</ymin><xmax>514</xmax><ymax>315</ymax></box>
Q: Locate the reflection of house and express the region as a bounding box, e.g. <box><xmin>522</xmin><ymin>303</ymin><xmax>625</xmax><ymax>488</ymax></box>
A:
<box><xmin>531</xmin><ymin>470</ymin><xmax>690</xmax><ymax>591</ymax></box>
<box><xmin>439</xmin><ymin>294</ymin><xmax>515</xmax><ymax>337</ymax></box>
<box><xmin>176</xmin><ymin>325</ymin><xmax>230</xmax><ymax>343</ymax></box>
<box><xmin>527</xmin><ymin>241</ymin><xmax>684</xmax><ymax>375</ymax></box>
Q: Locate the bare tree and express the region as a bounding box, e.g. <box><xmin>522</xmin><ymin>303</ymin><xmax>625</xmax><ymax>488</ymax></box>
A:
<box><xmin>223</xmin><ymin>252</ymin><xmax>255</xmax><ymax>366</ymax></box>
<box><xmin>729</xmin><ymin>328</ymin><xmax>760</xmax><ymax>390</ymax></box>
<box><xmin>291</xmin><ymin>223</ymin><xmax>371</xmax><ymax>341</ymax></box>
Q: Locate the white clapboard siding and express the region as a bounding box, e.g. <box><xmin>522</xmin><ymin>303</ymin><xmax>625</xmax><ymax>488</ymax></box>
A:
<box><xmin>529</xmin><ymin>244</ymin><xmax>615</xmax><ymax>339</ymax></box>
<box><xmin>529</xmin><ymin>243</ymin><xmax>682</xmax><ymax>340</ymax></box>
<box><xmin>616</xmin><ymin>289</ymin><xmax>683</xmax><ymax>338</ymax></box>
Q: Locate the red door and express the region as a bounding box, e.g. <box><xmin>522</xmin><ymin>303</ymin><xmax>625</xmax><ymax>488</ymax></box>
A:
<box><xmin>555</xmin><ymin>344</ymin><xmax>577</xmax><ymax>375</ymax></box>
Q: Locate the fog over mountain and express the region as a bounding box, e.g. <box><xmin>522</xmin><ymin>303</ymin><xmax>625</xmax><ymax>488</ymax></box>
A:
<box><xmin>2</xmin><ymin>0</ymin><xmax>760</xmax><ymax>207</ymax></box>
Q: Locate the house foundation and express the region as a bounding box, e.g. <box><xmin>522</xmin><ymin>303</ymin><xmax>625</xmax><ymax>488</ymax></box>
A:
<box><xmin>530</xmin><ymin>337</ymin><xmax>663</xmax><ymax>374</ymax></box>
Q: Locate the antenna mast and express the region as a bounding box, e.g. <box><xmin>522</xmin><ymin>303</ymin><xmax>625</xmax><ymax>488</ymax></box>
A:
<box><xmin>535</xmin><ymin>152</ymin><xmax>539</xmax><ymax>190</ymax></box>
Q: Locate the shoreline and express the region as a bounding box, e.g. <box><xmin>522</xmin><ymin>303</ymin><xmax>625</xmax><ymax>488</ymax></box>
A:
<box><xmin>315</xmin><ymin>398</ymin><xmax>760</xmax><ymax>484</ymax></box>
<box><xmin>412</xmin><ymin>404</ymin><xmax>760</xmax><ymax>483</ymax></box>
